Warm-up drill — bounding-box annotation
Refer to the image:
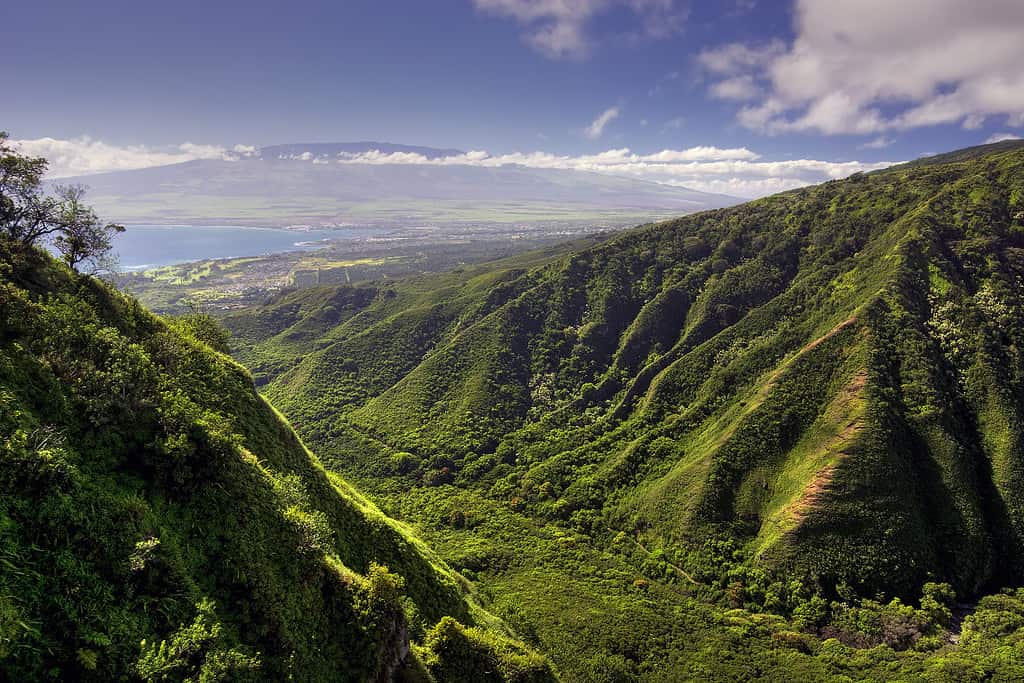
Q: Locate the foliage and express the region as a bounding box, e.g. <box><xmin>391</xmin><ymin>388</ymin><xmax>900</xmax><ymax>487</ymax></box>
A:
<box><xmin>173</xmin><ymin>299</ymin><xmax>232</xmax><ymax>354</ymax></box>
<box><xmin>0</xmin><ymin>238</ymin><xmax>552</xmax><ymax>680</ymax></box>
<box><xmin>229</xmin><ymin>141</ymin><xmax>1024</xmax><ymax>680</ymax></box>
<box><xmin>419</xmin><ymin>616</ymin><xmax>555</xmax><ymax>683</ymax></box>
<box><xmin>0</xmin><ymin>132</ymin><xmax>123</xmax><ymax>272</ymax></box>
<box><xmin>135</xmin><ymin>599</ymin><xmax>260</xmax><ymax>682</ymax></box>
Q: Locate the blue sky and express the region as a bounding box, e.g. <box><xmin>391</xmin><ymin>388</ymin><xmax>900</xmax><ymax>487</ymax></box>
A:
<box><xmin>4</xmin><ymin>0</ymin><xmax>1023</xmax><ymax>196</ymax></box>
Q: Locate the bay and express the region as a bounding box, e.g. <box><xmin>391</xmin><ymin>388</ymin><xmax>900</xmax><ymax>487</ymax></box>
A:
<box><xmin>112</xmin><ymin>224</ymin><xmax>380</xmax><ymax>270</ymax></box>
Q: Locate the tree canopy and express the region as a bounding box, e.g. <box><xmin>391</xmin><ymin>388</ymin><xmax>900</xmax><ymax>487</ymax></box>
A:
<box><xmin>0</xmin><ymin>131</ymin><xmax>124</xmax><ymax>271</ymax></box>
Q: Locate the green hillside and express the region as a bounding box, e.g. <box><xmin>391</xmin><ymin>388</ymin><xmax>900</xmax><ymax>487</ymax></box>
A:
<box><xmin>0</xmin><ymin>239</ymin><xmax>554</xmax><ymax>681</ymax></box>
<box><xmin>227</xmin><ymin>141</ymin><xmax>1024</xmax><ymax>680</ymax></box>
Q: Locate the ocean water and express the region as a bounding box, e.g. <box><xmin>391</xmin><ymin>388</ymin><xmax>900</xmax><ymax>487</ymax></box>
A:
<box><xmin>112</xmin><ymin>224</ymin><xmax>380</xmax><ymax>270</ymax></box>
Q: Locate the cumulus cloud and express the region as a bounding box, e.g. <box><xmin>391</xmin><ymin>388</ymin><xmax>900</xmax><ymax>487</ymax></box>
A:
<box><xmin>586</xmin><ymin>107</ymin><xmax>621</xmax><ymax>139</ymax></box>
<box><xmin>699</xmin><ymin>0</ymin><xmax>1024</xmax><ymax>136</ymax></box>
<box><xmin>17</xmin><ymin>136</ymin><xmax>896</xmax><ymax>199</ymax></box>
<box><xmin>473</xmin><ymin>0</ymin><xmax>685</xmax><ymax>59</ymax></box>
<box><xmin>708</xmin><ymin>76</ymin><xmax>761</xmax><ymax>101</ymax></box>
<box><xmin>697</xmin><ymin>40</ymin><xmax>785</xmax><ymax>76</ymax></box>
<box><xmin>12</xmin><ymin>136</ymin><xmax>255</xmax><ymax>177</ymax></box>
<box><xmin>332</xmin><ymin>145</ymin><xmax>892</xmax><ymax>198</ymax></box>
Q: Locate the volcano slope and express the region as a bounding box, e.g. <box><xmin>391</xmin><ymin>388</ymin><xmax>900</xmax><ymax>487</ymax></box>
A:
<box><xmin>227</xmin><ymin>140</ymin><xmax>1024</xmax><ymax>681</ymax></box>
<box><xmin>0</xmin><ymin>239</ymin><xmax>554</xmax><ymax>682</ymax></box>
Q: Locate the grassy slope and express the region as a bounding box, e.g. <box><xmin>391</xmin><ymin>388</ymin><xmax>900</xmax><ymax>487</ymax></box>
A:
<box><xmin>0</xmin><ymin>241</ymin><xmax>553</xmax><ymax>682</ymax></box>
<box><xmin>227</xmin><ymin>143</ymin><xmax>1024</xmax><ymax>680</ymax></box>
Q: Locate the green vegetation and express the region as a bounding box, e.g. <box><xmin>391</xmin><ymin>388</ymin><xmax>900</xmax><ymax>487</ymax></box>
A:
<box><xmin>0</xmin><ymin>131</ymin><xmax>124</xmax><ymax>273</ymax></box>
<box><xmin>228</xmin><ymin>140</ymin><xmax>1024</xmax><ymax>680</ymax></box>
<box><xmin>0</xmin><ymin>140</ymin><xmax>553</xmax><ymax>680</ymax></box>
<box><xmin>0</xmin><ymin>239</ymin><xmax>554</xmax><ymax>681</ymax></box>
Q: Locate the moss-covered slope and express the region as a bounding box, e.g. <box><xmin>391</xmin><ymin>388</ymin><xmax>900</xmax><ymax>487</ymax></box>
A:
<box><xmin>0</xmin><ymin>240</ymin><xmax>553</xmax><ymax>681</ymax></box>
<box><xmin>233</xmin><ymin>141</ymin><xmax>1024</xmax><ymax>603</ymax></box>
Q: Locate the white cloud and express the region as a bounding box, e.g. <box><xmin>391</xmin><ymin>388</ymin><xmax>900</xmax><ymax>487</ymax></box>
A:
<box><xmin>332</xmin><ymin>145</ymin><xmax>891</xmax><ymax>198</ymax></box>
<box><xmin>985</xmin><ymin>132</ymin><xmax>1022</xmax><ymax>144</ymax></box>
<box><xmin>700</xmin><ymin>0</ymin><xmax>1024</xmax><ymax>135</ymax></box>
<box><xmin>858</xmin><ymin>136</ymin><xmax>894</xmax><ymax>150</ymax></box>
<box><xmin>17</xmin><ymin>136</ymin><xmax>896</xmax><ymax>200</ymax></box>
<box><xmin>708</xmin><ymin>75</ymin><xmax>761</xmax><ymax>101</ymax></box>
<box><xmin>12</xmin><ymin>136</ymin><xmax>254</xmax><ymax>177</ymax></box>
<box><xmin>473</xmin><ymin>0</ymin><xmax>685</xmax><ymax>59</ymax></box>
<box><xmin>697</xmin><ymin>40</ymin><xmax>785</xmax><ymax>75</ymax></box>
<box><xmin>585</xmin><ymin>106</ymin><xmax>621</xmax><ymax>139</ymax></box>
<box><xmin>962</xmin><ymin>114</ymin><xmax>986</xmax><ymax>130</ymax></box>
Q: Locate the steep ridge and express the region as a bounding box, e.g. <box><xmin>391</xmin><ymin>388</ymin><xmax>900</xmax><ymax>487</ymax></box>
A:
<box><xmin>226</xmin><ymin>141</ymin><xmax>1024</xmax><ymax>679</ymax></box>
<box><xmin>233</xmin><ymin>141</ymin><xmax>1024</xmax><ymax>595</ymax></box>
<box><xmin>0</xmin><ymin>240</ymin><xmax>554</xmax><ymax>681</ymax></box>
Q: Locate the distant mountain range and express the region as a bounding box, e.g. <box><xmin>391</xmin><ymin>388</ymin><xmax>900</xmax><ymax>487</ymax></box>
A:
<box><xmin>57</xmin><ymin>142</ymin><xmax>741</xmax><ymax>227</ymax></box>
<box><xmin>259</xmin><ymin>141</ymin><xmax>467</xmax><ymax>159</ymax></box>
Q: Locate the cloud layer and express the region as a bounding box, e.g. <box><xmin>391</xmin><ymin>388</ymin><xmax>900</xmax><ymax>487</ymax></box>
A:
<box><xmin>325</xmin><ymin>146</ymin><xmax>892</xmax><ymax>198</ymax></box>
<box><xmin>700</xmin><ymin>0</ymin><xmax>1024</xmax><ymax>135</ymax></box>
<box><xmin>11</xmin><ymin>137</ymin><xmax>255</xmax><ymax>178</ymax></box>
<box><xmin>15</xmin><ymin>136</ymin><xmax>900</xmax><ymax>198</ymax></box>
<box><xmin>474</xmin><ymin>0</ymin><xmax>685</xmax><ymax>59</ymax></box>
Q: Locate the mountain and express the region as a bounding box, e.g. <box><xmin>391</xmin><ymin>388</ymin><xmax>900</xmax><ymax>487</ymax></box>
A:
<box><xmin>882</xmin><ymin>138</ymin><xmax>1024</xmax><ymax>171</ymax></box>
<box><xmin>224</xmin><ymin>141</ymin><xmax>1024</xmax><ymax>680</ymax></box>
<box><xmin>55</xmin><ymin>143</ymin><xmax>739</xmax><ymax>227</ymax></box>
<box><xmin>0</xmin><ymin>240</ymin><xmax>554</xmax><ymax>681</ymax></box>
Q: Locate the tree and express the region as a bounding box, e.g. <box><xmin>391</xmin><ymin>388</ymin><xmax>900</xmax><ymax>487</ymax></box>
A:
<box><xmin>0</xmin><ymin>131</ymin><xmax>124</xmax><ymax>272</ymax></box>
<box><xmin>50</xmin><ymin>185</ymin><xmax>125</xmax><ymax>272</ymax></box>
<box><xmin>1</xmin><ymin>132</ymin><xmax>52</xmax><ymax>244</ymax></box>
<box><xmin>176</xmin><ymin>299</ymin><xmax>232</xmax><ymax>353</ymax></box>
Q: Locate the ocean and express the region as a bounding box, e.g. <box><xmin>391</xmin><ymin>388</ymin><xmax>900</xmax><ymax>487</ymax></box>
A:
<box><xmin>112</xmin><ymin>224</ymin><xmax>381</xmax><ymax>269</ymax></box>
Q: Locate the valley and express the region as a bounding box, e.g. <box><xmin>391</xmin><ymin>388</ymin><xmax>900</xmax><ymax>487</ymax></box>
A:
<box><xmin>7</xmin><ymin>129</ymin><xmax>1024</xmax><ymax>681</ymax></box>
<box><xmin>220</xmin><ymin>140</ymin><xmax>1024</xmax><ymax>680</ymax></box>
<box><xmin>8</xmin><ymin>1</ymin><xmax>1024</xmax><ymax>679</ymax></box>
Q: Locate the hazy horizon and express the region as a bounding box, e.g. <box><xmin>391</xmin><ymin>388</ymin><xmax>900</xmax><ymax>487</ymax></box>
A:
<box><xmin>7</xmin><ymin>1</ymin><xmax>1023</xmax><ymax>198</ymax></box>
